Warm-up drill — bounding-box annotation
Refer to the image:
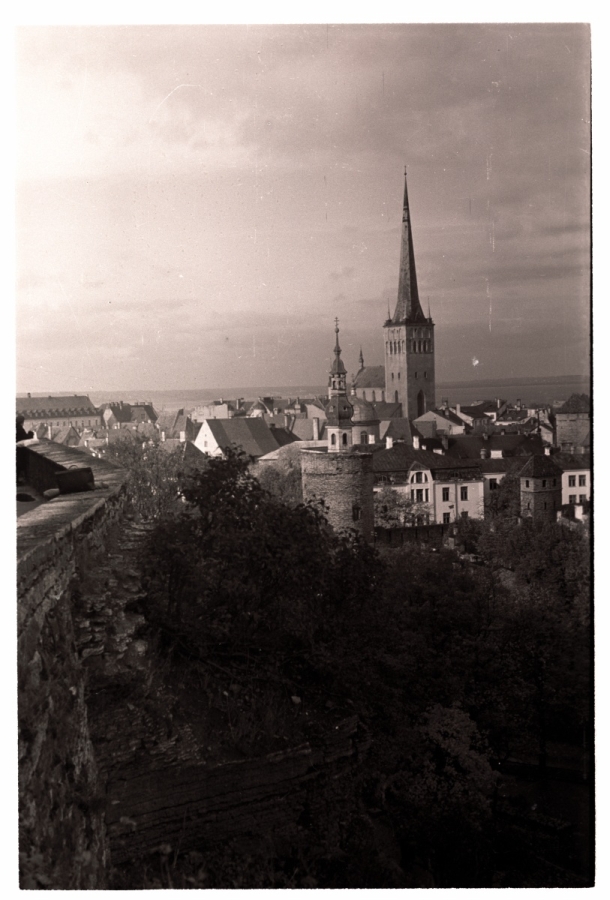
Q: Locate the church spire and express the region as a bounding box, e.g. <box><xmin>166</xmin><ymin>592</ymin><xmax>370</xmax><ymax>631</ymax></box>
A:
<box><xmin>392</xmin><ymin>169</ymin><xmax>426</xmax><ymax>324</ymax></box>
<box><xmin>358</xmin><ymin>346</ymin><xmax>364</xmax><ymax>370</ymax></box>
<box><xmin>330</xmin><ymin>317</ymin><xmax>346</xmax><ymax>376</ymax></box>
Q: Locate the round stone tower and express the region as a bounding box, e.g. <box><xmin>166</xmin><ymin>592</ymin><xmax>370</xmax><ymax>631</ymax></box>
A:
<box><xmin>301</xmin><ymin>448</ymin><xmax>375</xmax><ymax>542</ymax></box>
<box><xmin>301</xmin><ymin>320</ymin><xmax>375</xmax><ymax>542</ymax></box>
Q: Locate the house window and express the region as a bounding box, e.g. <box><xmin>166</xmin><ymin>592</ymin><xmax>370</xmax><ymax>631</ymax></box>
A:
<box><xmin>461</xmin><ymin>511</ymin><xmax>469</xmax><ymax>519</ymax></box>
<box><xmin>442</xmin><ymin>487</ymin><xmax>450</xmax><ymax>502</ymax></box>
<box><xmin>443</xmin><ymin>512</ymin><xmax>451</xmax><ymax>524</ymax></box>
<box><xmin>352</xmin><ymin>505</ymin><xmax>362</xmax><ymax>522</ymax></box>
<box><xmin>415</xmin><ymin>372</ymin><xmax>418</xmax><ymax>379</ymax></box>
<box><xmin>416</xmin><ymin>489</ymin><xmax>424</xmax><ymax>503</ymax></box>
<box><xmin>525</xmin><ymin>479</ymin><xmax>530</xmax><ymax>488</ymax></box>
<box><xmin>542</xmin><ymin>479</ymin><xmax>547</xmax><ymax>487</ymax></box>
<box><xmin>398</xmin><ymin>371</ymin><xmax>401</xmax><ymax>379</ymax></box>
<box><xmin>579</xmin><ymin>474</ymin><xmax>586</xmax><ymax>486</ymax></box>
<box><xmin>579</xmin><ymin>494</ymin><xmax>587</xmax><ymax>504</ymax></box>
<box><xmin>411</xmin><ymin>490</ymin><xmax>415</xmax><ymax>502</ymax></box>
<box><xmin>460</xmin><ymin>486</ymin><xmax>468</xmax><ymax>501</ymax></box>
<box><xmin>342</xmin><ymin>433</ymin><xmax>348</xmax><ymax>446</ymax></box>
<box><xmin>569</xmin><ymin>494</ymin><xmax>576</xmax><ymax>504</ymax></box>
<box><xmin>424</xmin><ymin>371</ymin><xmax>427</xmax><ymax>379</ymax></box>
<box><xmin>372</xmin><ymin>391</ymin><xmax>376</xmax><ymax>402</ymax></box>
<box><xmin>489</xmin><ymin>479</ymin><xmax>498</xmax><ymax>491</ymax></box>
<box><xmin>391</xmin><ymin>372</ymin><xmax>394</xmax><ymax>381</ymax></box>
<box><xmin>415</xmin><ymin>471</ymin><xmax>422</xmax><ymax>483</ymax></box>
<box><xmin>360</xmin><ymin>431</ymin><xmax>367</xmax><ymax>444</ymax></box>
<box><xmin>425</xmin><ymin>489</ymin><xmax>429</xmax><ymax>502</ymax></box>
<box><xmin>331</xmin><ymin>433</ymin><xmax>336</xmax><ymax>446</ymax></box>
<box><xmin>568</xmin><ymin>475</ymin><xmax>576</xmax><ymax>487</ymax></box>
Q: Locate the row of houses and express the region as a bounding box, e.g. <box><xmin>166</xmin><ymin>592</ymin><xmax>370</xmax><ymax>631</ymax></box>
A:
<box><xmin>17</xmin><ymin>392</ymin><xmax>590</xmax><ymax>526</ymax></box>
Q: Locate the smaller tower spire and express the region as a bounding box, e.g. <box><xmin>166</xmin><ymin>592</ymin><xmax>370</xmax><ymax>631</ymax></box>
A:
<box><xmin>326</xmin><ymin>319</ymin><xmax>353</xmax><ymax>451</ymax></box>
<box><xmin>359</xmin><ymin>346</ymin><xmax>364</xmax><ymax>370</ymax></box>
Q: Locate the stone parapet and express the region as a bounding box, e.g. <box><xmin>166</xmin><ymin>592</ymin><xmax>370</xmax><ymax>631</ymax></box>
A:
<box><xmin>17</xmin><ymin>442</ymin><xmax>127</xmax><ymax>889</ymax></box>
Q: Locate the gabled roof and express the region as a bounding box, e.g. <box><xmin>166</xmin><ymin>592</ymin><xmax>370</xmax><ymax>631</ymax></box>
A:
<box><xmin>290</xmin><ymin>418</ymin><xmax>327</xmax><ymax>441</ymax></box>
<box><xmin>552</xmin><ymin>452</ymin><xmax>591</xmax><ymax>471</ymax></box>
<box><xmin>555</xmin><ymin>394</ymin><xmax>591</xmax><ymax>414</ymax></box>
<box><xmin>353</xmin><ymin>366</ymin><xmax>385</xmax><ymax>389</ymax></box>
<box><xmin>205</xmin><ymin>418</ymin><xmax>281</xmax><ymax>459</ymax></box>
<box><xmin>518</xmin><ymin>455</ymin><xmax>563</xmax><ymax>479</ymax></box>
<box><xmin>372</xmin><ymin>443</ymin><xmax>482</xmax><ymax>478</ymax></box>
<box><xmin>52</xmin><ymin>425</ymin><xmax>81</xmax><ymax>446</ymax></box>
<box><xmin>445</xmin><ymin>433</ymin><xmax>546</xmax><ymax>460</ymax></box>
<box><xmin>16</xmin><ymin>394</ymin><xmax>99</xmax><ymax>418</ymax></box>
<box><xmin>268</xmin><ymin>425</ymin><xmax>301</xmax><ymax>447</ymax></box>
<box><xmin>383</xmin><ymin>418</ymin><xmax>413</xmax><ymax>442</ymax></box>
<box><xmin>372</xmin><ymin>401</ymin><xmax>402</xmax><ymax>420</ymax></box>
<box><xmin>431</xmin><ymin>408</ymin><xmax>465</xmax><ymax>427</ymax></box>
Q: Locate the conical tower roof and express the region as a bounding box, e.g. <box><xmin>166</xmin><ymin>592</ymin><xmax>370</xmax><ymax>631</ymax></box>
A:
<box><xmin>392</xmin><ymin>170</ymin><xmax>427</xmax><ymax>324</ymax></box>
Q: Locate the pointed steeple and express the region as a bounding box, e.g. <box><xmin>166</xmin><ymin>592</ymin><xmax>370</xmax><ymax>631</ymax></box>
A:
<box><xmin>330</xmin><ymin>317</ymin><xmax>347</xmax><ymax>376</ymax></box>
<box><xmin>358</xmin><ymin>346</ymin><xmax>364</xmax><ymax>370</ymax></box>
<box><xmin>327</xmin><ymin>319</ymin><xmax>353</xmax><ymax>435</ymax></box>
<box><xmin>392</xmin><ymin>169</ymin><xmax>426</xmax><ymax>324</ymax></box>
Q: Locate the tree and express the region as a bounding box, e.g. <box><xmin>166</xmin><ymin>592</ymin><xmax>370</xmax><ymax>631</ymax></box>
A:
<box><xmin>256</xmin><ymin>444</ymin><xmax>303</xmax><ymax>506</ymax></box>
<box><xmin>374</xmin><ymin>484</ymin><xmax>430</xmax><ymax>528</ymax></box>
<box><xmin>104</xmin><ymin>432</ymin><xmax>187</xmax><ymax>519</ymax></box>
<box><xmin>485</xmin><ymin>472</ymin><xmax>520</xmax><ymax>519</ymax></box>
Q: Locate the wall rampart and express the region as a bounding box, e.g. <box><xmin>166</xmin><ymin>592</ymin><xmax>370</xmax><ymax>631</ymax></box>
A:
<box><xmin>17</xmin><ymin>443</ymin><xmax>127</xmax><ymax>889</ymax></box>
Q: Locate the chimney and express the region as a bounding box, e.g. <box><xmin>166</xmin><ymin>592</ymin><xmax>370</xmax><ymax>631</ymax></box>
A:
<box><xmin>516</xmin><ymin>398</ymin><xmax>522</xmax><ymax>409</ymax></box>
<box><xmin>386</xmin><ymin>436</ymin><xmax>394</xmax><ymax>450</ymax></box>
<box><xmin>456</xmin><ymin>403</ymin><xmax>461</xmax><ymax>416</ymax></box>
<box><xmin>313</xmin><ymin>417</ymin><xmax>320</xmax><ymax>441</ymax></box>
<box><xmin>161</xmin><ymin>431</ymin><xmax>166</xmax><ymax>442</ymax></box>
<box><xmin>442</xmin><ymin>397</ymin><xmax>448</xmax><ymax>408</ymax></box>
<box><xmin>27</xmin><ymin>392</ymin><xmax>31</xmax><ymax>398</ymax></box>
<box><xmin>544</xmin><ymin>446</ymin><xmax>551</xmax><ymax>455</ymax></box>
<box><xmin>412</xmin><ymin>435</ymin><xmax>420</xmax><ymax>450</ymax></box>
<box><xmin>441</xmin><ymin>434</ymin><xmax>449</xmax><ymax>450</ymax></box>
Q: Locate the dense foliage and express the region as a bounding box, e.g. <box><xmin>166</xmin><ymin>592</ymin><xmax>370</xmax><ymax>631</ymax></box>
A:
<box><xmin>117</xmin><ymin>448</ymin><xmax>591</xmax><ymax>888</ymax></box>
<box><xmin>104</xmin><ymin>433</ymin><xmax>186</xmax><ymax>518</ymax></box>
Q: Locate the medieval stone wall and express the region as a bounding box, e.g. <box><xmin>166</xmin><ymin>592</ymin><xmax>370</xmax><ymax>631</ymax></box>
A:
<box><xmin>18</xmin><ymin>445</ymin><xmax>128</xmax><ymax>889</ymax></box>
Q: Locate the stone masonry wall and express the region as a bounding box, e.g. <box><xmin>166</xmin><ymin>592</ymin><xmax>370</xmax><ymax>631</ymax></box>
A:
<box><xmin>18</xmin><ymin>444</ymin><xmax>127</xmax><ymax>889</ymax></box>
<box><xmin>301</xmin><ymin>450</ymin><xmax>374</xmax><ymax>542</ymax></box>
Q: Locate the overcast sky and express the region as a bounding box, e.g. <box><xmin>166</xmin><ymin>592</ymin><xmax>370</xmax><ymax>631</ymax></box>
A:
<box><xmin>16</xmin><ymin>24</ymin><xmax>590</xmax><ymax>392</ymax></box>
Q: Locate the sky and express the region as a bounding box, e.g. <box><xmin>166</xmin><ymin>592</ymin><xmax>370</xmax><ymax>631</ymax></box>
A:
<box><xmin>15</xmin><ymin>23</ymin><xmax>591</xmax><ymax>392</ymax></box>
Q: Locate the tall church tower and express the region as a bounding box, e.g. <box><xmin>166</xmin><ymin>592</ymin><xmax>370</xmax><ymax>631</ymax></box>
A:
<box><xmin>384</xmin><ymin>171</ymin><xmax>435</xmax><ymax>419</ymax></box>
<box><xmin>326</xmin><ymin>318</ymin><xmax>354</xmax><ymax>451</ymax></box>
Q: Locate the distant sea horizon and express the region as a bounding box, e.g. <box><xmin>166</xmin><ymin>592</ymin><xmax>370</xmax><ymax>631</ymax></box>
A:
<box><xmin>18</xmin><ymin>373</ymin><xmax>590</xmax><ymax>412</ymax></box>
